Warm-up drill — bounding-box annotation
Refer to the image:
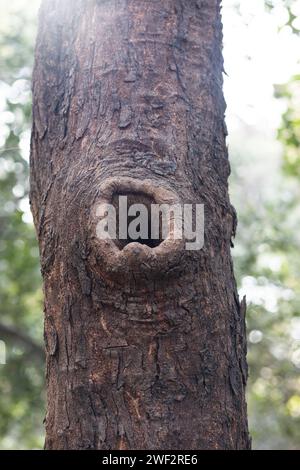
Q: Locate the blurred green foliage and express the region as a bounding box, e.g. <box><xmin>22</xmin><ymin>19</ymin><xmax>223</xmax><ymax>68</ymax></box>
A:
<box><xmin>0</xmin><ymin>0</ymin><xmax>44</xmax><ymax>450</ymax></box>
<box><xmin>231</xmin><ymin>154</ymin><xmax>300</xmax><ymax>448</ymax></box>
<box><xmin>0</xmin><ymin>0</ymin><xmax>299</xmax><ymax>450</ymax></box>
<box><xmin>275</xmin><ymin>75</ymin><xmax>300</xmax><ymax>178</ymax></box>
<box><xmin>265</xmin><ymin>0</ymin><xmax>300</xmax><ymax>35</ymax></box>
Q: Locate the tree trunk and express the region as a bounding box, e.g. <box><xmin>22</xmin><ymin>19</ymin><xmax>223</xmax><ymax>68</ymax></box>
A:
<box><xmin>30</xmin><ymin>0</ymin><xmax>250</xmax><ymax>450</ymax></box>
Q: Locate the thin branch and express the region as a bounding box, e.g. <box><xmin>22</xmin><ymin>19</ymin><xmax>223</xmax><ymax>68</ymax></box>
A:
<box><xmin>0</xmin><ymin>147</ymin><xmax>22</xmax><ymax>153</ymax></box>
<box><xmin>0</xmin><ymin>323</ymin><xmax>44</xmax><ymax>361</ymax></box>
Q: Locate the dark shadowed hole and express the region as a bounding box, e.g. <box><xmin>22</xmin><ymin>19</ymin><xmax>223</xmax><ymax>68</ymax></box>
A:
<box><xmin>111</xmin><ymin>191</ymin><xmax>163</xmax><ymax>250</ymax></box>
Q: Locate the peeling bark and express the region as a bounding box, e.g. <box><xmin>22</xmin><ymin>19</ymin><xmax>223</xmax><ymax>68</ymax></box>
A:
<box><xmin>30</xmin><ymin>0</ymin><xmax>250</xmax><ymax>450</ymax></box>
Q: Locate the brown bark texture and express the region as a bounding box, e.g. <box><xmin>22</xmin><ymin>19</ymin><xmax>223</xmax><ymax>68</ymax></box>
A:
<box><xmin>30</xmin><ymin>0</ymin><xmax>250</xmax><ymax>450</ymax></box>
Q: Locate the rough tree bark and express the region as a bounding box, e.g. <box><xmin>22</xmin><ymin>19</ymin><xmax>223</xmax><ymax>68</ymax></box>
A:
<box><xmin>30</xmin><ymin>0</ymin><xmax>250</xmax><ymax>450</ymax></box>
